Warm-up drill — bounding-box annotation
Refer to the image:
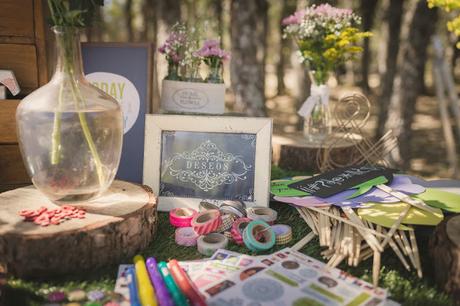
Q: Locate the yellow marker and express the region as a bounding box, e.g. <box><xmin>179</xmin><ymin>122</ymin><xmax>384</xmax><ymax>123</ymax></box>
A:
<box><xmin>134</xmin><ymin>255</ymin><xmax>158</xmax><ymax>306</ymax></box>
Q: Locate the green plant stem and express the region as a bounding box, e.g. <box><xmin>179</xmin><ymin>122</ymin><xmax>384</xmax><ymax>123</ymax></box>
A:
<box><xmin>50</xmin><ymin>28</ymin><xmax>105</xmax><ymax>186</ymax></box>
<box><xmin>51</xmin><ymin>82</ymin><xmax>64</xmax><ymax>165</ymax></box>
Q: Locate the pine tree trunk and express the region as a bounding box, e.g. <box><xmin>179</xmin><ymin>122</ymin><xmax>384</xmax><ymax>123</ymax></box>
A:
<box><xmin>211</xmin><ymin>0</ymin><xmax>224</xmax><ymax>42</ymax></box>
<box><xmin>359</xmin><ymin>0</ymin><xmax>378</xmax><ymax>93</ymax></box>
<box><xmin>230</xmin><ymin>0</ymin><xmax>267</xmax><ymax>116</ymax></box>
<box><xmin>384</xmin><ymin>1</ymin><xmax>438</xmax><ymax>168</ymax></box>
<box><xmin>277</xmin><ymin>0</ymin><xmax>296</xmax><ymax>95</ymax></box>
<box><xmin>125</xmin><ymin>0</ymin><xmax>134</xmax><ymax>42</ymax></box>
<box><xmin>376</xmin><ymin>0</ymin><xmax>404</xmax><ymax>139</ymax></box>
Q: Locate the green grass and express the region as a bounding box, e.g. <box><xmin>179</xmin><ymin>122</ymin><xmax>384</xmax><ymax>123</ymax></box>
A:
<box><xmin>1</xmin><ymin>166</ymin><xmax>455</xmax><ymax>305</ymax></box>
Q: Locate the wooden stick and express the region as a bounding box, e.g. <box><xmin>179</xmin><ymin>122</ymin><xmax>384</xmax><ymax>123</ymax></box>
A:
<box><xmin>409</xmin><ymin>229</ymin><xmax>423</xmax><ymax>278</ymax></box>
<box><xmin>297</xmin><ymin>208</ymin><xmax>317</xmax><ymax>234</ymax></box>
<box><xmin>380</xmin><ymin>204</ymin><xmax>411</xmax><ymax>248</ymax></box>
<box><xmin>380</xmin><ymin>229</ymin><xmax>411</xmax><ymax>271</ymax></box>
<box><xmin>342</xmin><ymin>207</ymin><xmax>382</xmax><ymax>252</ymax></box>
<box><xmin>305</xmin><ymin>206</ymin><xmax>386</xmax><ymax>238</ymax></box>
<box><xmin>376</xmin><ymin>184</ymin><xmax>438</xmax><ymax>213</ymax></box>
<box><xmin>400</xmin><ymin>230</ymin><xmax>417</xmax><ymax>269</ymax></box>
<box><xmin>372</xmin><ymin>250</ymin><xmax>381</xmax><ymax>287</ymax></box>
<box><xmin>291</xmin><ymin>231</ymin><xmax>316</xmax><ymax>251</ymax></box>
<box><xmin>393</xmin><ymin>231</ymin><xmax>409</xmax><ymax>256</ymax></box>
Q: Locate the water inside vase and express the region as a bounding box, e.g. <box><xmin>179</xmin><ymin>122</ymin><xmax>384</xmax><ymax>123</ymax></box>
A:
<box><xmin>17</xmin><ymin>107</ymin><xmax>123</xmax><ymax>204</ymax></box>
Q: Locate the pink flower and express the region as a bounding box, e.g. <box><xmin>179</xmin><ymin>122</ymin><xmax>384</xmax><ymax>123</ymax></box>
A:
<box><xmin>282</xmin><ymin>10</ymin><xmax>306</xmax><ymax>25</ymax></box>
<box><xmin>195</xmin><ymin>39</ymin><xmax>230</xmax><ymax>60</ymax></box>
<box><xmin>312</xmin><ymin>4</ymin><xmax>352</xmax><ymax>17</ymax></box>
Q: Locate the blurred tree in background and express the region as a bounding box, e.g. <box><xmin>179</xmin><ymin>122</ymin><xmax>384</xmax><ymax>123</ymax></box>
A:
<box><xmin>84</xmin><ymin>0</ymin><xmax>460</xmax><ymax>176</ymax></box>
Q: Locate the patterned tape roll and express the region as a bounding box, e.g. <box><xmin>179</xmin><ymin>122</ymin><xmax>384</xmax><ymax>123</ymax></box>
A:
<box><xmin>199</xmin><ymin>200</ymin><xmax>220</xmax><ymax>212</ymax></box>
<box><xmin>175</xmin><ymin>227</ymin><xmax>199</xmax><ymax>247</ymax></box>
<box><xmin>191</xmin><ymin>209</ymin><xmax>222</xmax><ymax>235</ymax></box>
<box><xmin>271</xmin><ymin>224</ymin><xmax>293</xmax><ymax>245</ymax></box>
<box><xmin>231</xmin><ymin>218</ymin><xmax>252</xmax><ymax>245</ymax></box>
<box><xmin>223</xmin><ymin>231</ymin><xmax>233</xmax><ymax>242</ymax></box>
<box><xmin>169</xmin><ymin>208</ymin><xmax>197</xmax><ymax>228</ymax></box>
<box><xmin>220</xmin><ymin>200</ymin><xmax>247</xmax><ymax>218</ymax></box>
<box><xmin>243</xmin><ymin>220</ymin><xmax>276</xmax><ymax>252</ymax></box>
<box><xmin>197</xmin><ymin>233</ymin><xmax>228</xmax><ymax>256</ymax></box>
<box><xmin>216</xmin><ymin>214</ymin><xmax>235</xmax><ymax>232</ymax></box>
<box><xmin>247</xmin><ymin>207</ymin><xmax>278</xmax><ymax>224</ymax></box>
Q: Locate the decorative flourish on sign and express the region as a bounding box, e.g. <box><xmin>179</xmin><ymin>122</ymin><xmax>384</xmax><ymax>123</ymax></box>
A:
<box><xmin>163</xmin><ymin>140</ymin><xmax>252</xmax><ymax>191</ymax></box>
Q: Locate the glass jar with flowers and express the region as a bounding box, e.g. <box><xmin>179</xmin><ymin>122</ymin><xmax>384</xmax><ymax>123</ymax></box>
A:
<box><xmin>158</xmin><ymin>24</ymin><xmax>187</xmax><ymax>81</ymax></box>
<box><xmin>195</xmin><ymin>39</ymin><xmax>230</xmax><ymax>83</ymax></box>
<box><xmin>283</xmin><ymin>4</ymin><xmax>371</xmax><ymax>143</ymax></box>
<box><xmin>16</xmin><ymin>0</ymin><xmax>123</xmax><ymax>204</ymax></box>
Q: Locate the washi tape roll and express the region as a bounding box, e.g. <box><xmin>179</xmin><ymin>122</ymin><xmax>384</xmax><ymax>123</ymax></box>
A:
<box><xmin>271</xmin><ymin>224</ymin><xmax>293</xmax><ymax>245</ymax></box>
<box><xmin>220</xmin><ymin>200</ymin><xmax>247</xmax><ymax>218</ymax></box>
<box><xmin>168</xmin><ymin>260</ymin><xmax>207</xmax><ymax>306</ymax></box>
<box><xmin>169</xmin><ymin>208</ymin><xmax>197</xmax><ymax>228</ymax></box>
<box><xmin>146</xmin><ymin>257</ymin><xmax>174</xmax><ymax>306</ymax></box>
<box><xmin>243</xmin><ymin>220</ymin><xmax>276</xmax><ymax>252</ymax></box>
<box><xmin>199</xmin><ymin>200</ymin><xmax>220</xmax><ymax>211</ymax></box>
<box><xmin>175</xmin><ymin>227</ymin><xmax>199</xmax><ymax>247</ymax></box>
<box><xmin>223</xmin><ymin>231</ymin><xmax>233</xmax><ymax>242</ymax></box>
<box><xmin>247</xmin><ymin>207</ymin><xmax>278</xmax><ymax>224</ymax></box>
<box><xmin>191</xmin><ymin>209</ymin><xmax>222</xmax><ymax>235</ymax></box>
<box><xmin>197</xmin><ymin>233</ymin><xmax>229</xmax><ymax>256</ymax></box>
<box><xmin>231</xmin><ymin>218</ymin><xmax>252</xmax><ymax>245</ymax></box>
<box><xmin>216</xmin><ymin>214</ymin><xmax>235</xmax><ymax>232</ymax></box>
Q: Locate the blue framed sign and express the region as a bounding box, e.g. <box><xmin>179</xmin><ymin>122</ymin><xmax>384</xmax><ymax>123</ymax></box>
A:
<box><xmin>82</xmin><ymin>43</ymin><xmax>152</xmax><ymax>183</ymax></box>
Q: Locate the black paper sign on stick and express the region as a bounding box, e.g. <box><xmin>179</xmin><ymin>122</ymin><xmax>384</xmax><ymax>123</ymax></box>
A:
<box><xmin>288</xmin><ymin>165</ymin><xmax>394</xmax><ymax>198</ymax></box>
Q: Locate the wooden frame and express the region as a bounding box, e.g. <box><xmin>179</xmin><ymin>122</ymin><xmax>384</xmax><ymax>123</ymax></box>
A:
<box><xmin>81</xmin><ymin>42</ymin><xmax>154</xmax><ymax>113</ymax></box>
<box><xmin>144</xmin><ymin>114</ymin><xmax>273</xmax><ymax>211</ymax></box>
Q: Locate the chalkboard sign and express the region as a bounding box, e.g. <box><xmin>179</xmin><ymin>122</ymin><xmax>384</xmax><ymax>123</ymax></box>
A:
<box><xmin>288</xmin><ymin>165</ymin><xmax>394</xmax><ymax>198</ymax></box>
<box><xmin>81</xmin><ymin>43</ymin><xmax>152</xmax><ymax>183</ymax></box>
<box><xmin>143</xmin><ymin>115</ymin><xmax>272</xmax><ymax>211</ymax></box>
<box><xmin>160</xmin><ymin>131</ymin><xmax>256</xmax><ymax>200</ymax></box>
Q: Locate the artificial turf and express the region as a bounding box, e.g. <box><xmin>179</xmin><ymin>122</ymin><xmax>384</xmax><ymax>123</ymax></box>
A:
<box><xmin>1</xmin><ymin>166</ymin><xmax>456</xmax><ymax>306</ymax></box>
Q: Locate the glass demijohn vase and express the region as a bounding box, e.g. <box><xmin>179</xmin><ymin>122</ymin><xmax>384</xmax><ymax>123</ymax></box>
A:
<box><xmin>303</xmin><ymin>70</ymin><xmax>332</xmax><ymax>143</ymax></box>
<box><xmin>16</xmin><ymin>27</ymin><xmax>123</xmax><ymax>204</ymax></box>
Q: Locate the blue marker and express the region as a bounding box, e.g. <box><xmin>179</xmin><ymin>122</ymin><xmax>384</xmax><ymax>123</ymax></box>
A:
<box><xmin>127</xmin><ymin>266</ymin><xmax>142</xmax><ymax>306</ymax></box>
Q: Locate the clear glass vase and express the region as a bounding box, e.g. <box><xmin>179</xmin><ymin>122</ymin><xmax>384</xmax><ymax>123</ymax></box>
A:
<box><xmin>303</xmin><ymin>71</ymin><xmax>332</xmax><ymax>144</ymax></box>
<box><xmin>207</xmin><ymin>62</ymin><xmax>223</xmax><ymax>84</ymax></box>
<box><xmin>16</xmin><ymin>27</ymin><xmax>123</xmax><ymax>204</ymax></box>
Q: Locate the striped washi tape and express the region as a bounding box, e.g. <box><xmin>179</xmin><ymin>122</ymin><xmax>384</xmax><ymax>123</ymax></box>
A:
<box><xmin>191</xmin><ymin>209</ymin><xmax>222</xmax><ymax>235</ymax></box>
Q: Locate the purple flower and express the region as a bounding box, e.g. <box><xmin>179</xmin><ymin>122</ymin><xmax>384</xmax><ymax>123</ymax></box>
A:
<box><xmin>195</xmin><ymin>39</ymin><xmax>230</xmax><ymax>61</ymax></box>
<box><xmin>313</xmin><ymin>4</ymin><xmax>352</xmax><ymax>17</ymax></box>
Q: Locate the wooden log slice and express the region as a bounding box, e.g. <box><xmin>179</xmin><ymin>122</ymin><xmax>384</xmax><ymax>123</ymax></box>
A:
<box><xmin>0</xmin><ymin>180</ymin><xmax>158</xmax><ymax>279</ymax></box>
<box><xmin>272</xmin><ymin>132</ymin><xmax>362</xmax><ymax>173</ymax></box>
<box><xmin>429</xmin><ymin>214</ymin><xmax>460</xmax><ymax>302</ymax></box>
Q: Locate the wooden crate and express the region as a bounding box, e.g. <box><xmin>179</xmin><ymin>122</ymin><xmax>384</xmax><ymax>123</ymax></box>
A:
<box><xmin>0</xmin><ymin>0</ymin><xmax>48</xmax><ymax>191</ymax></box>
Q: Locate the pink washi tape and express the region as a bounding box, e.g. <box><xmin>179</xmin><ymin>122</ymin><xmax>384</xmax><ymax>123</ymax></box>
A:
<box><xmin>191</xmin><ymin>209</ymin><xmax>222</xmax><ymax>235</ymax></box>
<box><xmin>175</xmin><ymin>227</ymin><xmax>199</xmax><ymax>246</ymax></box>
<box><xmin>231</xmin><ymin>217</ymin><xmax>252</xmax><ymax>245</ymax></box>
<box><xmin>169</xmin><ymin>208</ymin><xmax>197</xmax><ymax>228</ymax></box>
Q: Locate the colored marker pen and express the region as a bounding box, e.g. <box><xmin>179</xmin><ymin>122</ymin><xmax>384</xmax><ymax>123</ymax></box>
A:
<box><xmin>146</xmin><ymin>257</ymin><xmax>174</xmax><ymax>306</ymax></box>
<box><xmin>134</xmin><ymin>255</ymin><xmax>158</xmax><ymax>306</ymax></box>
<box><xmin>158</xmin><ymin>261</ymin><xmax>189</xmax><ymax>306</ymax></box>
<box><xmin>127</xmin><ymin>266</ymin><xmax>142</xmax><ymax>306</ymax></box>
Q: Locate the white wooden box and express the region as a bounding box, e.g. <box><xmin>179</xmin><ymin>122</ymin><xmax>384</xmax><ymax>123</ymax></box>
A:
<box><xmin>160</xmin><ymin>79</ymin><xmax>225</xmax><ymax>114</ymax></box>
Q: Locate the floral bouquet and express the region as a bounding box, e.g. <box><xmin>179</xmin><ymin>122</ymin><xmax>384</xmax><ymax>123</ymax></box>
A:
<box><xmin>283</xmin><ymin>4</ymin><xmax>371</xmax><ymax>85</ymax></box>
<box><xmin>158</xmin><ymin>24</ymin><xmax>230</xmax><ymax>84</ymax></box>
<box><xmin>282</xmin><ymin>4</ymin><xmax>371</xmax><ymax>141</ymax></box>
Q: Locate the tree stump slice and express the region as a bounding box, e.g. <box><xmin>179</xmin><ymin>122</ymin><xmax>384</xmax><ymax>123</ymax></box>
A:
<box><xmin>0</xmin><ymin>180</ymin><xmax>158</xmax><ymax>279</ymax></box>
<box><xmin>272</xmin><ymin>132</ymin><xmax>362</xmax><ymax>173</ymax></box>
<box><xmin>429</xmin><ymin>214</ymin><xmax>460</xmax><ymax>302</ymax></box>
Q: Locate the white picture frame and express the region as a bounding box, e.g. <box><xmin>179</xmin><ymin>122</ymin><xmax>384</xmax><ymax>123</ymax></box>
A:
<box><xmin>143</xmin><ymin>114</ymin><xmax>272</xmax><ymax>211</ymax></box>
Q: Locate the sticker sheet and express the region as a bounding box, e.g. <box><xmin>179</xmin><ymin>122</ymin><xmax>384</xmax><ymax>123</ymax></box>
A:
<box><xmin>206</xmin><ymin>249</ymin><xmax>387</xmax><ymax>306</ymax></box>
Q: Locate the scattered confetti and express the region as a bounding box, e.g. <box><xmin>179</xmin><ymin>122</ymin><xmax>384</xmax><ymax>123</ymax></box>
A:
<box><xmin>19</xmin><ymin>205</ymin><xmax>86</xmax><ymax>227</ymax></box>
